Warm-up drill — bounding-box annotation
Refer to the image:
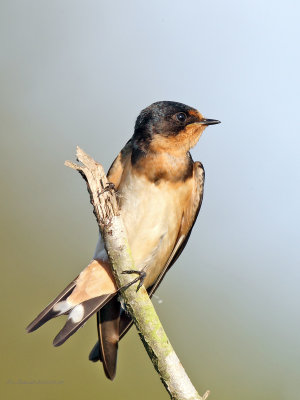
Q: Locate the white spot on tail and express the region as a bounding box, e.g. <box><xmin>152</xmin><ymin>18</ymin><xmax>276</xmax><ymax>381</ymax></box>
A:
<box><xmin>69</xmin><ymin>304</ymin><xmax>84</xmax><ymax>323</ymax></box>
<box><xmin>53</xmin><ymin>300</ymin><xmax>72</xmax><ymax>315</ymax></box>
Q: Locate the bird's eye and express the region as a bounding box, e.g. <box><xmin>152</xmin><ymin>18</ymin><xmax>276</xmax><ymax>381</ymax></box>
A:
<box><xmin>176</xmin><ymin>112</ymin><xmax>187</xmax><ymax>123</ymax></box>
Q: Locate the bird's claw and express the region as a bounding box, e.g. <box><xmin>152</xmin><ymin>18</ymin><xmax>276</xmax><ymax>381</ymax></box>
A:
<box><xmin>98</xmin><ymin>182</ymin><xmax>116</xmax><ymax>196</ymax></box>
<box><xmin>121</xmin><ymin>269</ymin><xmax>147</xmax><ymax>292</ymax></box>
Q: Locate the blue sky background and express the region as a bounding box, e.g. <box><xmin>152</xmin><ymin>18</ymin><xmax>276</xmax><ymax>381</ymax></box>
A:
<box><xmin>1</xmin><ymin>1</ymin><xmax>299</xmax><ymax>399</ymax></box>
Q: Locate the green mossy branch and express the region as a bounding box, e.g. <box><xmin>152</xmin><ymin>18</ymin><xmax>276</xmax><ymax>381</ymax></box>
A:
<box><xmin>65</xmin><ymin>147</ymin><xmax>208</xmax><ymax>400</ymax></box>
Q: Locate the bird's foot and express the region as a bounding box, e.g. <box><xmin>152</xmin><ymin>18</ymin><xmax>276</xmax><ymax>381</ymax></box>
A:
<box><xmin>121</xmin><ymin>268</ymin><xmax>147</xmax><ymax>292</ymax></box>
<box><xmin>98</xmin><ymin>182</ymin><xmax>116</xmax><ymax>196</ymax></box>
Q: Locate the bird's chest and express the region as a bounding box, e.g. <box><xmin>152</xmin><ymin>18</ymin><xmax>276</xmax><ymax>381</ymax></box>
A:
<box><xmin>118</xmin><ymin>172</ymin><xmax>190</xmax><ymax>286</ymax></box>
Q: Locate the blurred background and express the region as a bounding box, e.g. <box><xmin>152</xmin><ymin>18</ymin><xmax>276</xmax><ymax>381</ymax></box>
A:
<box><xmin>1</xmin><ymin>1</ymin><xmax>299</xmax><ymax>399</ymax></box>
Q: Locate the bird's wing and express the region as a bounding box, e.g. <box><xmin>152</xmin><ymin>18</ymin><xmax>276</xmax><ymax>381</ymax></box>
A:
<box><xmin>106</xmin><ymin>139</ymin><xmax>132</xmax><ymax>187</ymax></box>
<box><xmin>149</xmin><ymin>161</ymin><xmax>205</xmax><ymax>294</ymax></box>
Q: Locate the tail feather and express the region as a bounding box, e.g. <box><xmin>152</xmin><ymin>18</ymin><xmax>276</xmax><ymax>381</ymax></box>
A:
<box><xmin>53</xmin><ymin>294</ymin><xmax>114</xmax><ymax>347</ymax></box>
<box><xmin>97</xmin><ymin>297</ymin><xmax>121</xmax><ymax>380</ymax></box>
<box><xmin>27</xmin><ymin>259</ymin><xmax>118</xmax><ymax>345</ymax></box>
<box><xmin>26</xmin><ymin>278</ymin><xmax>78</xmax><ymax>333</ymax></box>
<box><xmin>89</xmin><ymin>340</ymin><xmax>103</xmax><ymax>363</ymax></box>
<box><xmin>89</xmin><ymin>308</ymin><xmax>133</xmax><ymax>363</ymax></box>
<box><xmin>88</xmin><ymin>286</ymin><xmax>156</xmax><ymax>364</ymax></box>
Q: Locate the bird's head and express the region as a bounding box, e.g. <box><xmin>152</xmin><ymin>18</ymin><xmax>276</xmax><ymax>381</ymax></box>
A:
<box><xmin>133</xmin><ymin>101</ymin><xmax>220</xmax><ymax>154</ymax></box>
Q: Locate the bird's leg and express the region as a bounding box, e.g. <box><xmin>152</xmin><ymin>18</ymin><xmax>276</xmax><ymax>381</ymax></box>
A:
<box><xmin>98</xmin><ymin>181</ymin><xmax>116</xmax><ymax>195</ymax></box>
<box><xmin>121</xmin><ymin>267</ymin><xmax>147</xmax><ymax>292</ymax></box>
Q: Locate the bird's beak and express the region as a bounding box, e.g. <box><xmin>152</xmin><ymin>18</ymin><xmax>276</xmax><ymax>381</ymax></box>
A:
<box><xmin>197</xmin><ymin>119</ymin><xmax>221</xmax><ymax>125</ymax></box>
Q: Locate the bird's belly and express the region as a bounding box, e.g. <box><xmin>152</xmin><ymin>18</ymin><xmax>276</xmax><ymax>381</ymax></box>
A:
<box><xmin>118</xmin><ymin>175</ymin><xmax>184</xmax><ymax>288</ymax></box>
<box><xmin>94</xmin><ymin>174</ymin><xmax>189</xmax><ymax>288</ymax></box>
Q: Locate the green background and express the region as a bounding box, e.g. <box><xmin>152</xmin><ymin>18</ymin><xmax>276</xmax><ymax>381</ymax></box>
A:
<box><xmin>1</xmin><ymin>1</ymin><xmax>299</xmax><ymax>399</ymax></box>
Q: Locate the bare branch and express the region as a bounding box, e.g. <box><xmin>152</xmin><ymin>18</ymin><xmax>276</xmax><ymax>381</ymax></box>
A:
<box><xmin>66</xmin><ymin>147</ymin><xmax>206</xmax><ymax>400</ymax></box>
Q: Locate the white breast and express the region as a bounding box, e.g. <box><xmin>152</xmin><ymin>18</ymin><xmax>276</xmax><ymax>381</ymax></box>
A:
<box><xmin>94</xmin><ymin>171</ymin><xmax>188</xmax><ymax>287</ymax></box>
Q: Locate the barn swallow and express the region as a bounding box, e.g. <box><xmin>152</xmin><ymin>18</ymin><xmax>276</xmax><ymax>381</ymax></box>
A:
<box><xmin>27</xmin><ymin>101</ymin><xmax>220</xmax><ymax>380</ymax></box>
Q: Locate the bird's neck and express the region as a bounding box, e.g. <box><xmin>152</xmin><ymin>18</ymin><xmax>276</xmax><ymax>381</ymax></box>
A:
<box><xmin>131</xmin><ymin>142</ymin><xmax>193</xmax><ymax>184</ymax></box>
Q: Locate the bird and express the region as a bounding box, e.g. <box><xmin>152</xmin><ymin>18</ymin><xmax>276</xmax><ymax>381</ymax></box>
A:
<box><xmin>26</xmin><ymin>101</ymin><xmax>220</xmax><ymax>380</ymax></box>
